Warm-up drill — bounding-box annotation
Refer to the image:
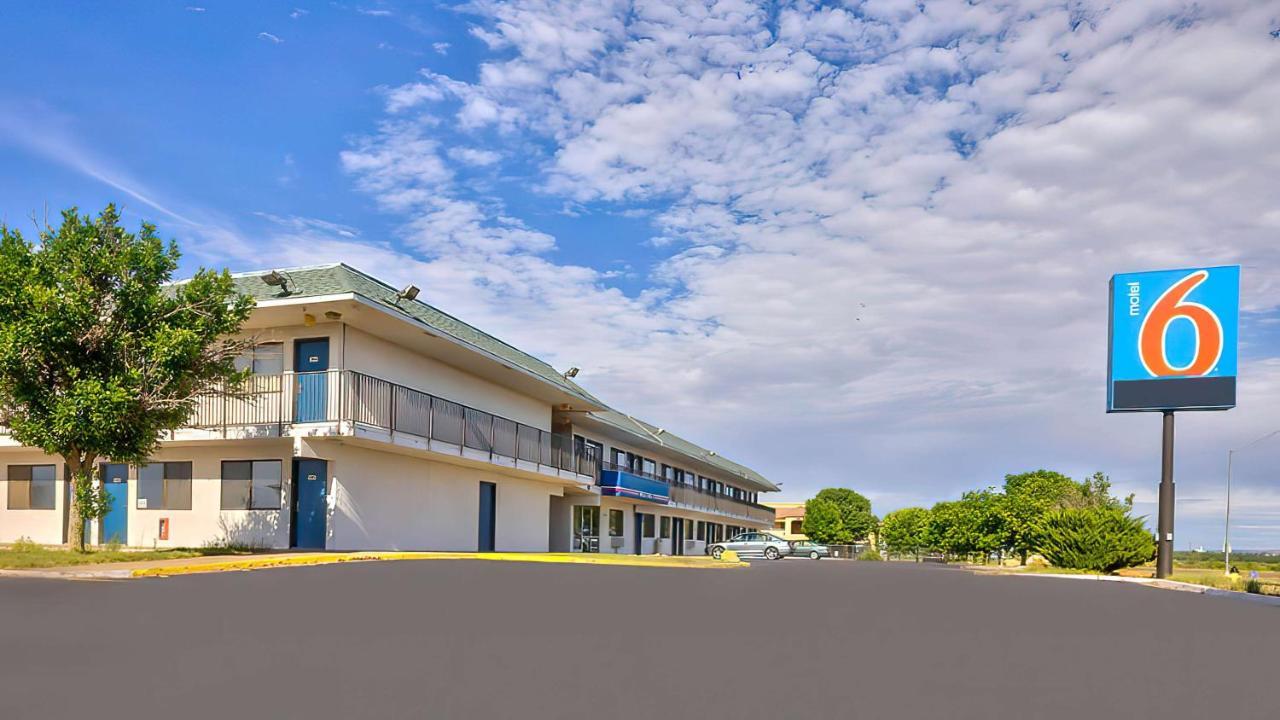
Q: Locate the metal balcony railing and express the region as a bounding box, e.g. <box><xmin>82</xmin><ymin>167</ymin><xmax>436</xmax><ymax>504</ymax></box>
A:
<box><xmin>186</xmin><ymin>370</ymin><xmax>599</xmax><ymax>478</ymax></box>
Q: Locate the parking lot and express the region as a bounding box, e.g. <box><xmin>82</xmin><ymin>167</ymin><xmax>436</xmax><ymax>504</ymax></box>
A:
<box><xmin>2</xmin><ymin>558</ymin><xmax>1277</xmax><ymax>719</ymax></box>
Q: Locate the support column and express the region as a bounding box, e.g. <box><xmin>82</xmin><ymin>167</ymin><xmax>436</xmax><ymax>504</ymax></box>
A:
<box><xmin>1157</xmin><ymin>411</ymin><xmax>1175</xmax><ymax>579</ymax></box>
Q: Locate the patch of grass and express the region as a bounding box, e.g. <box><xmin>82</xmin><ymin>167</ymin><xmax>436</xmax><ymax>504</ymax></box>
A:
<box><xmin>997</xmin><ymin>565</ymin><xmax>1107</xmax><ymax>576</ymax></box>
<box><xmin>0</xmin><ymin>540</ymin><xmax>251</xmax><ymax>570</ymax></box>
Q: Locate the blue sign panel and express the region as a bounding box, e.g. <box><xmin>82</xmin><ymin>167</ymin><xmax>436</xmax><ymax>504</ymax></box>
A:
<box><xmin>1108</xmin><ymin>265</ymin><xmax>1239</xmax><ymax>412</ymax></box>
<box><xmin>598</xmin><ymin>470</ymin><xmax>670</xmax><ymax>505</ymax></box>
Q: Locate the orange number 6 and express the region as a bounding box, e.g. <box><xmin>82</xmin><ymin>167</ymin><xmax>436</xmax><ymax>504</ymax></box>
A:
<box><xmin>1138</xmin><ymin>270</ymin><xmax>1223</xmax><ymax>377</ymax></box>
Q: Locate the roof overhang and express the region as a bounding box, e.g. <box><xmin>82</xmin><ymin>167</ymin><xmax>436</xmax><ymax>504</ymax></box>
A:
<box><xmin>244</xmin><ymin>293</ymin><xmax>607</xmax><ymax>412</ymax></box>
<box><xmin>573</xmin><ymin>412</ymin><xmax>778</xmax><ymax>493</ymax></box>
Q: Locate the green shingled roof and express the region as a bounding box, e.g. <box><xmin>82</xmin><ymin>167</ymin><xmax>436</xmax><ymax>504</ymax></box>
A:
<box><xmin>230</xmin><ymin>263</ymin><xmax>774</xmax><ymax>492</ymax></box>
<box><xmin>231</xmin><ymin>263</ymin><xmax>605</xmax><ymax>407</ymax></box>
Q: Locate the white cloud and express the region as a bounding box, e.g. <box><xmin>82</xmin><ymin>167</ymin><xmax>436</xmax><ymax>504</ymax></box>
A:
<box><xmin>20</xmin><ymin>1</ymin><xmax>1280</xmax><ymax>549</ymax></box>
<box><xmin>383</xmin><ymin>83</ymin><xmax>445</xmax><ymax>113</ymax></box>
<box><xmin>257</xmin><ymin>32</ymin><xmax>283</xmax><ymax>44</ymax></box>
<box><xmin>446</xmin><ymin>147</ymin><xmax>501</xmax><ymax>166</ymax></box>
<box><xmin>433</xmin><ymin>42</ymin><xmax>450</xmax><ymax>55</ymax></box>
<box><xmin>328</xmin><ymin>0</ymin><xmax>1280</xmax><ymax>547</ymax></box>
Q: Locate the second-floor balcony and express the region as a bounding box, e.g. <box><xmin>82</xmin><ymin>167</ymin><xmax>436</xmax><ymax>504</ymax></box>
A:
<box><xmin>183</xmin><ymin>370</ymin><xmax>599</xmax><ymax>483</ymax></box>
<box><xmin>597</xmin><ymin>461</ymin><xmax>774</xmax><ymax>525</ymax></box>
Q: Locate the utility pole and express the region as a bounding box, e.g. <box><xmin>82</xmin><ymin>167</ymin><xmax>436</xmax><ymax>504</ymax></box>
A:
<box><xmin>1223</xmin><ymin>429</ymin><xmax>1280</xmax><ymax>575</ymax></box>
<box><xmin>1224</xmin><ymin>449</ymin><xmax>1233</xmax><ymax>575</ymax></box>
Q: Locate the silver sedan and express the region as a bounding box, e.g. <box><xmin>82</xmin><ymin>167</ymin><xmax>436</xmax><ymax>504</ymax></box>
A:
<box><xmin>708</xmin><ymin>532</ymin><xmax>792</xmax><ymax>560</ymax></box>
<box><xmin>789</xmin><ymin>540</ymin><xmax>830</xmax><ymax>559</ymax></box>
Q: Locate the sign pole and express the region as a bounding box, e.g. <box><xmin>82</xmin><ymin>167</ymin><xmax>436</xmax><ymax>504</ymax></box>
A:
<box><xmin>1157</xmin><ymin>410</ymin><xmax>1175</xmax><ymax>578</ymax></box>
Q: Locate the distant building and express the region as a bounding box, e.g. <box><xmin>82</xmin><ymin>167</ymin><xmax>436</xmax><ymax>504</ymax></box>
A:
<box><xmin>765</xmin><ymin>502</ymin><xmax>807</xmax><ymax>540</ymax></box>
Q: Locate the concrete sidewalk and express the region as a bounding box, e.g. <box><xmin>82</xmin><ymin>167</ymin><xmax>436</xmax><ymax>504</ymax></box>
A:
<box><xmin>968</xmin><ymin>566</ymin><xmax>1280</xmax><ymax>606</ymax></box>
<box><xmin>0</xmin><ymin>550</ymin><xmax>746</xmax><ymax>580</ymax></box>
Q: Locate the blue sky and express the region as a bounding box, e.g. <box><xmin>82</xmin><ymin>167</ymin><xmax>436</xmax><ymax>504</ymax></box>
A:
<box><xmin>3</xmin><ymin>1</ymin><xmax>1280</xmax><ymax>549</ymax></box>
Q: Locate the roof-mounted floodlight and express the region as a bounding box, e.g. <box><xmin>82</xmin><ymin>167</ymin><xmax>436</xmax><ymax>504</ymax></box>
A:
<box><xmin>563</xmin><ymin>367</ymin><xmax>580</xmax><ymax>379</ymax></box>
<box><xmin>397</xmin><ymin>284</ymin><xmax>420</xmax><ymax>302</ymax></box>
<box><xmin>261</xmin><ymin>270</ymin><xmax>291</xmax><ymax>294</ymax></box>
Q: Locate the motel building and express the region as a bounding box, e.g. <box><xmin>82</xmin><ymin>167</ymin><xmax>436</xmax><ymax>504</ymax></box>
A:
<box><xmin>0</xmin><ymin>264</ymin><xmax>776</xmax><ymax>553</ymax></box>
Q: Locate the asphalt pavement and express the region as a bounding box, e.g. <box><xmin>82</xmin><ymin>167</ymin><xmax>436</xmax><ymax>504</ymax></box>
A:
<box><xmin>1</xmin><ymin>558</ymin><xmax>1275</xmax><ymax>719</ymax></box>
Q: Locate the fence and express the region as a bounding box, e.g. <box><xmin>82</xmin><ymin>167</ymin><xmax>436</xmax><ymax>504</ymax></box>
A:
<box><xmin>188</xmin><ymin>369</ymin><xmax>597</xmax><ymax>476</ymax></box>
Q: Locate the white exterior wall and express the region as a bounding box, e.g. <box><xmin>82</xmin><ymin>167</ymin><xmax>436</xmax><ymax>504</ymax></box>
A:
<box><xmin>321</xmin><ymin>441</ymin><xmax>560</xmax><ymax>552</ymax></box>
<box><xmin>0</xmin><ymin>443</ymin><xmax>294</xmax><ymax>549</ymax></box>
<box><xmin>134</xmin><ymin>443</ymin><xmax>294</xmax><ymax>549</ymax></box>
<box><xmin>0</xmin><ymin>450</ymin><xmax>68</xmax><ymax>545</ymax></box>
<box><xmin>582</xmin><ymin>496</ymin><xmax>725</xmax><ymax>557</ymax></box>
<box><xmin>343</xmin><ymin>326</ymin><xmax>551</xmax><ymax>430</ymax></box>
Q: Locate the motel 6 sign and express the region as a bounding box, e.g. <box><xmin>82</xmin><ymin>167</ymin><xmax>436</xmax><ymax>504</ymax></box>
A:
<box><xmin>1108</xmin><ymin>265</ymin><xmax>1239</xmax><ymax>412</ymax></box>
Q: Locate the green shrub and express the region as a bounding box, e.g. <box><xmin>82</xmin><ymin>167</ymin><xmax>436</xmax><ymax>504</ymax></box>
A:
<box><xmin>1246</xmin><ymin>578</ymin><xmax>1262</xmax><ymax>594</ymax></box>
<box><xmin>1038</xmin><ymin>507</ymin><xmax>1155</xmax><ymax>573</ymax></box>
<box><xmin>857</xmin><ymin>546</ymin><xmax>883</xmax><ymax>561</ymax></box>
<box><xmin>10</xmin><ymin>536</ymin><xmax>41</xmax><ymax>553</ymax></box>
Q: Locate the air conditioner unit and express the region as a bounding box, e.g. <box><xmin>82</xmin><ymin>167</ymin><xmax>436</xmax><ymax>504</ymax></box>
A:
<box><xmin>610</xmin><ymin>537</ymin><xmax>625</xmax><ymax>549</ymax></box>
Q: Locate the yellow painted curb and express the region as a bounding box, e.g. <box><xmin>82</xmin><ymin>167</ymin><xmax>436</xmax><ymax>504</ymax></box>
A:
<box><xmin>132</xmin><ymin>551</ymin><xmax>747</xmax><ymax>577</ymax></box>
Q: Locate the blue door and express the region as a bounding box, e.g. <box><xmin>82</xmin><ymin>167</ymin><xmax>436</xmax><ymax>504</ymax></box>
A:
<box><xmin>294</xmin><ymin>338</ymin><xmax>330</xmax><ymax>423</ymax></box>
<box><xmin>292</xmin><ymin>458</ymin><xmax>328</xmax><ymax>549</ymax></box>
<box><xmin>478</xmin><ymin>482</ymin><xmax>496</xmax><ymax>552</ymax></box>
<box><xmin>98</xmin><ymin>464</ymin><xmax>129</xmax><ymax>545</ymax></box>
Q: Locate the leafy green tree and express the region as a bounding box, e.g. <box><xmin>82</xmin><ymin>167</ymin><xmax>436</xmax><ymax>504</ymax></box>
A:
<box><xmin>0</xmin><ymin>206</ymin><xmax>253</xmax><ymax>550</ymax></box>
<box><xmin>804</xmin><ymin>488</ymin><xmax>877</xmax><ymax>544</ymax></box>
<box><xmin>880</xmin><ymin>507</ymin><xmax>931</xmax><ymax>560</ymax></box>
<box><xmin>801</xmin><ymin>497</ymin><xmax>847</xmax><ymax>545</ymax></box>
<box><xmin>1001</xmin><ymin>470</ymin><xmax>1079</xmax><ymax>564</ymax></box>
<box><xmin>927</xmin><ymin>490</ymin><xmax>1005</xmax><ymax>562</ymax></box>
<box><xmin>1063</xmin><ymin>471</ymin><xmax>1133</xmax><ymax>510</ymax></box>
<box><xmin>1037</xmin><ymin>506</ymin><xmax>1156</xmax><ymax>573</ymax></box>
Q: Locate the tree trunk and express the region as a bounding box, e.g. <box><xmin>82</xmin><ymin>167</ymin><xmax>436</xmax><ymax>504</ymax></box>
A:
<box><xmin>63</xmin><ymin>453</ymin><xmax>94</xmax><ymax>552</ymax></box>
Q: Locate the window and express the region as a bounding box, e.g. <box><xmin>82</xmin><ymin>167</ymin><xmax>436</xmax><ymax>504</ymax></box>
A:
<box><xmin>234</xmin><ymin>342</ymin><xmax>284</xmax><ymax>375</ymax></box>
<box><xmin>221</xmin><ymin>460</ymin><xmax>282</xmax><ymax>510</ymax></box>
<box><xmin>6</xmin><ymin>465</ymin><xmax>56</xmax><ymax>510</ymax></box>
<box><xmin>660</xmin><ymin>516</ymin><xmax>671</xmax><ymax>539</ymax></box>
<box><xmin>685</xmin><ymin>519</ymin><xmax>694</xmax><ymax>540</ymax></box>
<box><xmin>641</xmin><ymin>513</ymin><xmax>655</xmax><ymax>538</ymax></box>
<box><xmin>610</xmin><ymin>448</ymin><xmax>627</xmax><ymax>469</ymax></box>
<box><xmin>609</xmin><ymin>509</ymin><xmax>624</xmax><ymax>537</ymax></box>
<box><xmin>696</xmin><ymin>520</ymin><xmax>706</xmax><ymax>541</ymax></box>
<box><xmin>641</xmin><ymin>458</ymin><xmax>657</xmax><ymax>477</ymax></box>
<box><xmin>138</xmin><ymin>462</ymin><xmax>192</xmax><ymax>510</ymax></box>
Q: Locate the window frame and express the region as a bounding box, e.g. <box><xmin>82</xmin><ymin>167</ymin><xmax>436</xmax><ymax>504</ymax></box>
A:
<box><xmin>6</xmin><ymin>464</ymin><xmax>57</xmax><ymax>510</ymax></box>
<box><xmin>220</xmin><ymin>459</ymin><xmax>283</xmax><ymax>511</ymax></box>
<box><xmin>608</xmin><ymin>508</ymin><xmax>624</xmax><ymax>537</ymax></box>
<box><xmin>137</xmin><ymin>461</ymin><xmax>193</xmax><ymax>511</ymax></box>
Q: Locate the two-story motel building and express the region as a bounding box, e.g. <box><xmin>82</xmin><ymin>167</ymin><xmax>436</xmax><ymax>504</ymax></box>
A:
<box><xmin>0</xmin><ymin>264</ymin><xmax>775</xmax><ymax>553</ymax></box>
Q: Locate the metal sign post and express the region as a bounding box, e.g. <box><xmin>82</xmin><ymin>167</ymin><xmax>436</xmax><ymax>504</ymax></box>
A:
<box><xmin>1108</xmin><ymin>265</ymin><xmax>1239</xmax><ymax>580</ymax></box>
<box><xmin>1157</xmin><ymin>411</ymin><xmax>1175</xmax><ymax>578</ymax></box>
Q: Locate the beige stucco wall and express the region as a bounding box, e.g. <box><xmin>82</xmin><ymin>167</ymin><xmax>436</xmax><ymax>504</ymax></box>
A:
<box><xmin>319</xmin><ymin>440</ymin><xmax>560</xmax><ymax>552</ymax></box>
<box><xmin>135</xmin><ymin>442</ymin><xmax>294</xmax><ymax>549</ymax></box>
<box><xmin>342</xmin><ymin>326</ymin><xmax>551</xmax><ymax>430</ymax></box>
<box><xmin>0</xmin><ymin>442</ymin><xmax>294</xmax><ymax>549</ymax></box>
<box><xmin>0</xmin><ymin>449</ymin><xmax>68</xmax><ymax>545</ymax></box>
